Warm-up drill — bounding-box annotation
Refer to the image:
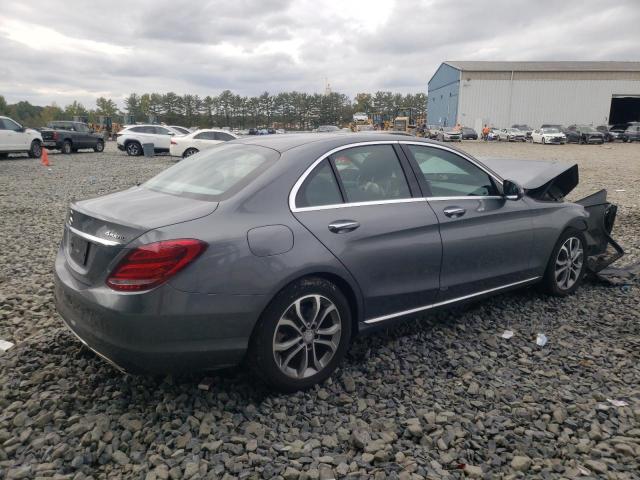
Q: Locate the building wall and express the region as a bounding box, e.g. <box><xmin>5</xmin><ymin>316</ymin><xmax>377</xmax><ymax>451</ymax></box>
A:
<box><xmin>457</xmin><ymin>71</ymin><xmax>640</xmax><ymax>129</ymax></box>
<box><xmin>427</xmin><ymin>63</ymin><xmax>460</xmax><ymax>126</ymax></box>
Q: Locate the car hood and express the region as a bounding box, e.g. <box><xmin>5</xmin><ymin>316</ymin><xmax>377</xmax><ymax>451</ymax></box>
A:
<box><xmin>480</xmin><ymin>158</ymin><xmax>579</xmax><ymax>196</ymax></box>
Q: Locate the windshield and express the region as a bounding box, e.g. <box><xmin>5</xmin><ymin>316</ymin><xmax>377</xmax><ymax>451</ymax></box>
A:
<box><xmin>541</xmin><ymin>128</ymin><xmax>560</xmax><ymax>134</ymax></box>
<box><xmin>443</xmin><ymin>127</ymin><xmax>457</xmax><ymax>132</ymax></box>
<box><xmin>144</xmin><ymin>144</ymin><xmax>278</xmax><ymax>201</ymax></box>
<box><xmin>579</xmin><ymin>126</ymin><xmax>597</xmax><ymax>133</ymax></box>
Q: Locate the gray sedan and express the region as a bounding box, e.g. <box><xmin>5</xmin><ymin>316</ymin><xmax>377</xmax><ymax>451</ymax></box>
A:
<box><xmin>54</xmin><ymin>134</ymin><xmax>622</xmax><ymax>391</ymax></box>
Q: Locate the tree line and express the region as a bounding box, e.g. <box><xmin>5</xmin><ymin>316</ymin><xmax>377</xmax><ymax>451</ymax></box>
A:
<box><xmin>0</xmin><ymin>91</ymin><xmax>426</xmax><ymax>130</ymax></box>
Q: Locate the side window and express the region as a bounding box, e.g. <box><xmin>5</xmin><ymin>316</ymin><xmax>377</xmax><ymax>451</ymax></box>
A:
<box><xmin>296</xmin><ymin>160</ymin><xmax>343</xmax><ymax>208</ymax></box>
<box><xmin>130</xmin><ymin>126</ymin><xmax>145</xmax><ymax>133</ymax></box>
<box><xmin>0</xmin><ymin>119</ymin><xmax>7</xmax><ymax>130</ymax></box>
<box><xmin>217</xmin><ymin>132</ymin><xmax>235</xmax><ymax>141</ymax></box>
<box><xmin>408</xmin><ymin>146</ymin><xmax>498</xmax><ymax>197</ymax></box>
<box><xmin>2</xmin><ymin>118</ymin><xmax>21</xmax><ymax>131</ymax></box>
<box><xmin>154</xmin><ymin>126</ymin><xmax>171</xmax><ymax>135</ymax></box>
<box><xmin>194</xmin><ymin>132</ymin><xmax>214</xmax><ymax>140</ymax></box>
<box><xmin>331</xmin><ymin>145</ymin><xmax>411</xmax><ymax>202</ymax></box>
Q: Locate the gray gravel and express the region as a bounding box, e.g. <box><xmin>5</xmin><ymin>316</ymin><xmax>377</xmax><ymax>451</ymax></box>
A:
<box><xmin>1</xmin><ymin>141</ymin><xmax>639</xmax><ymax>479</ymax></box>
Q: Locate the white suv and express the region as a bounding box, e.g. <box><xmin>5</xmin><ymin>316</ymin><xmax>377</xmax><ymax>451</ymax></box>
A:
<box><xmin>116</xmin><ymin>124</ymin><xmax>184</xmax><ymax>156</ymax></box>
<box><xmin>0</xmin><ymin>116</ymin><xmax>43</xmax><ymax>159</ymax></box>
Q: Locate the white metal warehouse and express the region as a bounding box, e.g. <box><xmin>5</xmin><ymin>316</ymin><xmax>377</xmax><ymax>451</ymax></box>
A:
<box><xmin>427</xmin><ymin>61</ymin><xmax>640</xmax><ymax>131</ymax></box>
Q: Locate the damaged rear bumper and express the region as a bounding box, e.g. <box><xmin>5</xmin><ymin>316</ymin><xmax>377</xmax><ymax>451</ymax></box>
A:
<box><xmin>577</xmin><ymin>189</ymin><xmax>624</xmax><ymax>272</ymax></box>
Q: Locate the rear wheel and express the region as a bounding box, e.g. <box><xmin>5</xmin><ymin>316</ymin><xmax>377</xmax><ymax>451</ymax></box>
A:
<box><xmin>125</xmin><ymin>141</ymin><xmax>142</xmax><ymax>156</ymax></box>
<box><xmin>182</xmin><ymin>148</ymin><xmax>198</xmax><ymax>158</ymax></box>
<box><xmin>542</xmin><ymin>137</ymin><xmax>546</xmax><ymax>144</ymax></box>
<box><xmin>248</xmin><ymin>277</ymin><xmax>352</xmax><ymax>391</ymax></box>
<box><xmin>28</xmin><ymin>140</ymin><xmax>42</xmax><ymax>158</ymax></box>
<box><xmin>62</xmin><ymin>140</ymin><xmax>72</xmax><ymax>154</ymax></box>
<box><xmin>94</xmin><ymin>140</ymin><xmax>104</xmax><ymax>152</ymax></box>
<box><xmin>541</xmin><ymin>229</ymin><xmax>586</xmax><ymax>296</ymax></box>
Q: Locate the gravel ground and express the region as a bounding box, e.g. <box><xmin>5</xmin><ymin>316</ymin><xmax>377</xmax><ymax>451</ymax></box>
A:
<box><xmin>0</xmin><ymin>141</ymin><xmax>638</xmax><ymax>479</ymax></box>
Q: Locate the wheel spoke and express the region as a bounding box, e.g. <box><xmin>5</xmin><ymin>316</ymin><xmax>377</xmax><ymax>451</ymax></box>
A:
<box><xmin>297</xmin><ymin>346</ymin><xmax>309</xmax><ymax>378</ymax></box>
<box><xmin>281</xmin><ymin>344</ymin><xmax>304</xmax><ymax>371</ymax></box>
<box><xmin>274</xmin><ymin>335</ymin><xmax>302</xmax><ymax>352</ymax></box>
<box><xmin>278</xmin><ymin>317</ymin><xmax>304</xmax><ymax>335</ymax></box>
<box><xmin>315</xmin><ymin>304</ymin><xmax>336</xmax><ymax>329</ymax></box>
<box><xmin>310</xmin><ymin>343</ymin><xmax>323</xmax><ymax>371</ymax></box>
<box><xmin>314</xmin><ymin>338</ymin><xmax>337</xmax><ymax>354</ymax></box>
<box><xmin>316</xmin><ymin>323</ymin><xmax>340</xmax><ymax>336</ymax></box>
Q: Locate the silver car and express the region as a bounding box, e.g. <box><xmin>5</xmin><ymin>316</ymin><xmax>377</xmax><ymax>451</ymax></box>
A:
<box><xmin>54</xmin><ymin>134</ymin><xmax>622</xmax><ymax>391</ymax></box>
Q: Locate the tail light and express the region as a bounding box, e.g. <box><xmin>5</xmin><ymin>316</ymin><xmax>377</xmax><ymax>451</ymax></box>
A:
<box><xmin>170</xmin><ymin>138</ymin><xmax>177</xmax><ymax>145</ymax></box>
<box><xmin>106</xmin><ymin>239</ymin><xmax>207</xmax><ymax>292</ymax></box>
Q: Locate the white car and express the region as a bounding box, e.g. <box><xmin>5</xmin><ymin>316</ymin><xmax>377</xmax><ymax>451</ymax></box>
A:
<box><xmin>531</xmin><ymin>127</ymin><xmax>567</xmax><ymax>144</ymax></box>
<box><xmin>0</xmin><ymin>116</ymin><xmax>43</xmax><ymax>159</ymax></box>
<box><xmin>170</xmin><ymin>129</ymin><xmax>238</xmax><ymax>158</ymax></box>
<box><xmin>353</xmin><ymin>112</ymin><xmax>368</xmax><ymax>122</ymax></box>
<box><xmin>497</xmin><ymin>128</ymin><xmax>526</xmax><ymax>142</ymax></box>
<box><xmin>116</xmin><ymin>125</ymin><xmax>185</xmax><ymax>156</ymax></box>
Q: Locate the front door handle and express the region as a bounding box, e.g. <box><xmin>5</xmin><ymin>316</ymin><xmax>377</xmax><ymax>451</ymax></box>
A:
<box><xmin>443</xmin><ymin>206</ymin><xmax>466</xmax><ymax>218</ymax></box>
<box><xmin>328</xmin><ymin>220</ymin><xmax>360</xmax><ymax>233</ymax></box>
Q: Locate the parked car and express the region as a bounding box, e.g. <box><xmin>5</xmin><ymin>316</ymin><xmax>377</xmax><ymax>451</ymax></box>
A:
<box><xmin>461</xmin><ymin>127</ymin><xmax>478</xmax><ymax>140</ymax></box>
<box><xmin>564</xmin><ymin>125</ymin><xmax>605</xmax><ymax>144</ymax></box>
<box><xmin>353</xmin><ymin>112</ymin><xmax>368</xmax><ymax>122</ymax></box>
<box><xmin>168</xmin><ymin>125</ymin><xmax>191</xmax><ymax>135</ymax></box>
<box><xmin>512</xmin><ymin>124</ymin><xmax>533</xmax><ymax>140</ymax></box>
<box><xmin>622</xmin><ymin>124</ymin><xmax>640</xmax><ymax>142</ymax></box>
<box><xmin>497</xmin><ymin>128</ymin><xmax>526</xmax><ymax>142</ymax></box>
<box><xmin>595</xmin><ymin>125</ymin><xmax>618</xmax><ymax>142</ymax></box>
<box><xmin>116</xmin><ymin>125</ymin><xmax>184</xmax><ymax>156</ymax></box>
<box><xmin>486</xmin><ymin>128</ymin><xmax>501</xmax><ymax>141</ymax></box>
<box><xmin>315</xmin><ymin>125</ymin><xmax>341</xmax><ymax>132</ymax></box>
<box><xmin>54</xmin><ymin>134</ymin><xmax>622</xmax><ymax>391</ymax></box>
<box><xmin>0</xmin><ymin>115</ymin><xmax>42</xmax><ymax>158</ymax></box>
<box><xmin>40</xmin><ymin>121</ymin><xmax>105</xmax><ymax>154</ymax></box>
<box><xmin>437</xmin><ymin>127</ymin><xmax>462</xmax><ymax>142</ymax></box>
<box><xmin>531</xmin><ymin>127</ymin><xmax>567</xmax><ymax>144</ymax></box>
<box><xmin>170</xmin><ymin>129</ymin><xmax>238</xmax><ymax>158</ymax></box>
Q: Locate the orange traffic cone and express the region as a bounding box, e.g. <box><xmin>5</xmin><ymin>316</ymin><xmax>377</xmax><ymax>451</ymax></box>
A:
<box><xmin>41</xmin><ymin>148</ymin><xmax>50</xmax><ymax>166</ymax></box>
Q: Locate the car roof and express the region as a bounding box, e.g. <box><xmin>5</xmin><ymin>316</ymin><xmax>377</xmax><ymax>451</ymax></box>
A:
<box><xmin>234</xmin><ymin>132</ymin><xmax>452</xmax><ymax>153</ymax></box>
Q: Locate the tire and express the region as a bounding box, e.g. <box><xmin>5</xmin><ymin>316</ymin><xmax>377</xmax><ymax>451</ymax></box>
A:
<box><xmin>542</xmin><ymin>137</ymin><xmax>546</xmax><ymax>144</ymax></box>
<box><xmin>61</xmin><ymin>140</ymin><xmax>72</xmax><ymax>154</ymax></box>
<box><xmin>182</xmin><ymin>148</ymin><xmax>198</xmax><ymax>158</ymax></box>
<box><xmin>248</xmin><ymin>277</ymin><xmax>352</xmax><ymax>392</ymax></box>
<box><xmin>0</xmin><ymin>152</ymin><xmax>9</xmax><ymax>159</ymax></box>
<box><xmin>28</xmin><ymin>140</ymin><xmax>42</xmax><ymax>158</ymax></box>
<box><xmin>94</xmin><ymin>141</ymin><xmax>104</xmax><ymax>152</ymax></box>
<box><xmin>125</xmin><ymin>141</ymin><xmax>142</xmax><ymax>156</ymax></box>
<box><xmin>540</xmin><ymin>228</ymin><xmax>587</xmax><ymax>296</ymax></box>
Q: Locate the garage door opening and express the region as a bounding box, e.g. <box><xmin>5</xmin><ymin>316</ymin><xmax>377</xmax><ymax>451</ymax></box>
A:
<box><xmin>609</xmin><ymin>95</ymin><xmax>640</xmax><ymax>125</ymax></box>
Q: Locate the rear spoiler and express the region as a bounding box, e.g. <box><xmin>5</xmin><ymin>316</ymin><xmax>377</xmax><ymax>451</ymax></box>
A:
<box><xmin>576</xmin><ymin>189</ymin><xmax>624</xmax><ymax>272</ymax></box>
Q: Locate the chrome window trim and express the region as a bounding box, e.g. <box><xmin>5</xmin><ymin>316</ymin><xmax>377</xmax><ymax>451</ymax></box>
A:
<box><xmin>364</xmin><ymin>276</ymin><xmax>540</xmax><ymax>324</ymax></box>
<box><xmin>289</xmin><ymin>140</ymin><xmax>506</xmax><ymax>213</ymax></box>
<box><xmin>68</xmin><ymin>225</ymin><xmax>121</xmax><ymax>246</ymax></box>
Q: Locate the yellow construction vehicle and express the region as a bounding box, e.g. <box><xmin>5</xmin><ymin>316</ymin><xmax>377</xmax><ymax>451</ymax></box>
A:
<box><xmin>392</xmin><ymin>108</ymin><xmax>424</xmax><ymax>135</ymax></box>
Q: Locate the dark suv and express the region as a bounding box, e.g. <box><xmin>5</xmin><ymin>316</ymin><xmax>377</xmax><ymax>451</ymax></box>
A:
<box><xmin>41</xmin><ymin>121</ymin><xmax>105</xmax><ymax>154</ymax></box>
<box><xmin>564</xmin><ymin>125</ymin><xmax>605</xmax><ymax>145</ymax></box>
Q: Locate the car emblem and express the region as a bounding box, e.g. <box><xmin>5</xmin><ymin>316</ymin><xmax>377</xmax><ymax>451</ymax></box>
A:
<box><xmin>104</xmin><ymin>230</ymin><xmax>126</xmax><ymax>241</ymax></box>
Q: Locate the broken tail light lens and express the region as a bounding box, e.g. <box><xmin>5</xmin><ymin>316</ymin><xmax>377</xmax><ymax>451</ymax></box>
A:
<box><xmin>106</xmin><ymin>239</ymin><xmax>207</xmax><ymax>291</ymax></box>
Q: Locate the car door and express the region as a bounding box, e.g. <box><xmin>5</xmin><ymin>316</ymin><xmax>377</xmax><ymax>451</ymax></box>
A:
<box><xmin>153</xmin><ymin>126</ymin><xmax>173</xmax><ymax>150</ymax></box>
<box><xmin>291</xmin><ymin>142</ymin><xmax>442</xmax><ymax>321</ymax></box>
<box><xmin>75</xmin><ymin>123</ymin><xmax>93</xmax><ymax>148</ymax></box>
<box><xmin>0</xmin><ymin>119</ymin><xmax>13</xmax><ymax>150</ymax></box>
<box><xmin>0</xmin><ymin>118</ymin><xmax>24</xmax><ymax>150</ymax></box>
<box><xmin>195</xmin><ymin>131</ymin><xmax>220</xmax><ymax>150</ymax></box>
<box><xmin>402</xmin><ymin>143</ymin><xmax>534</xmax><ymax>301</ymax></box>
<box><xmin>532</xmin><ymin>129</ymin><xmax>540</xmax><ymax>143</ymax></box>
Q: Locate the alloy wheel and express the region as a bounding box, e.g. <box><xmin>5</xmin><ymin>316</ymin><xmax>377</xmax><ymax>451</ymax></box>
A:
<box><xmin>555</xmin><ymin>236</ymin><xmax>583</xmax><ymax>290</ymax></box>
<box><xmin>127</xmin><ymin>143</ymin><xmax>140</xmax><ymax>156</ymax></box>
<box><xmin>272</xmin><ymin>295</ymin><xmax>341</xmax><ymax>379</ymax></box>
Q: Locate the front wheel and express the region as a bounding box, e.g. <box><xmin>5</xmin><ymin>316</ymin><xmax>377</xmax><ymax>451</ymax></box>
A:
<box><xmin>126</xmin><ymin>142</ymin><xmax>142</xmax><ymax>156</ymax></box>
<box><xmin>62</xmin><ymin>140</ymin><xmax>72</xmax><ymax>154</ymax></box>
<box><xmin>542</xmin><ymin>137</ymin><xmax>546</xmax><ymax>144</ymax></box>
<box><xmin>28</xmin><ymin>140</ymin><xmax>42</xmax><ymax>158</ymax></box>
<box><xmin>94</xmin><ymin>140</ymin><xmax>104</xmax><ymax>152</ymax></box>
<box><xmin>541</xmin><ymin>229</ymin><xmax>586</xmax><ymax>296</ymax></box>
<box><xmin>248</xmin><ymin>277</ymin><xmax>352</xmax><ymax>391</ymax></box>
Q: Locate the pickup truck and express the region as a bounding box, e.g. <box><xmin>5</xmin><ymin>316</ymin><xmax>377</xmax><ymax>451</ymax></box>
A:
<box><xmin>40</xmin><ymin>121</ymin><xmax>105</xmax><ymax>154</ymax></box>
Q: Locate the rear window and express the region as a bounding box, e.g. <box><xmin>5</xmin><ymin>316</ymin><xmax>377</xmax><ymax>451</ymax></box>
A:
<box><xmin>144</xmin><ymin>144</ymin><xmax>278</xmax><ymax>201</ymax></box>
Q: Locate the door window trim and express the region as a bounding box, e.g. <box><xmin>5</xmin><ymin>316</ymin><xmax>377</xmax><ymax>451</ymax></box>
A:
<box><xmin>289</xmin><ymin>141</ymin><xmax>506</xmax><ymax>212</ymax></box>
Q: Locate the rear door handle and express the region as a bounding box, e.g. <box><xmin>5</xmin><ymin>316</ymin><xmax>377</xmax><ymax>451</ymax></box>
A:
<box><xmin>443</xmin><ymin>206</ymin><xmax>466</xmax><ymax>218</ymax></box>
<box><xmin>328</xmin><ymin>220</ymin><xmax>360</xmax><ymax>233</ymax></box>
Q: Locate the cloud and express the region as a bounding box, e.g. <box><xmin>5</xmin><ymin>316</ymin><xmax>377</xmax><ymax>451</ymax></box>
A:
<box><xmin>0</xmin><ymin>0</ymin><xmax>638</xmax><ymax>108</ymax></box>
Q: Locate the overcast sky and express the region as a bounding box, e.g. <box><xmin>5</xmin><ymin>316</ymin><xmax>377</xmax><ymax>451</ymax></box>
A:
<box><xmin>1</xmin><ymin>0</ymin><xmax>639</xmax><ymax>108</ymax></box>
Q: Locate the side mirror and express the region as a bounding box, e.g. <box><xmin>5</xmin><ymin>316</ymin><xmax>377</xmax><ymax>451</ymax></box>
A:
<box><xmin>503</xmin><ymin>179</ymin><xmax>524</xmax><ymax>200</ymax></box>
<box><xmin>18</xmin><ymin>127</ymin><xmax>26</xmax><ymax>133</ymax></box>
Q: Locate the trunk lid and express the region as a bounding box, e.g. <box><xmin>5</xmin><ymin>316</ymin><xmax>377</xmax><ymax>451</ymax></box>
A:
<box><xmin>64</xmin><ymin>186</ymin><xmax>218</xmax><ymax>285</ymax></box>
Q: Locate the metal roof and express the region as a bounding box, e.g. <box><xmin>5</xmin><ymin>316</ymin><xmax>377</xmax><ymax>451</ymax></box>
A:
<box><xmin>444</xmin><ymin>61</ymin><xmax>640</xmax><ymax>72</ymax></box>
